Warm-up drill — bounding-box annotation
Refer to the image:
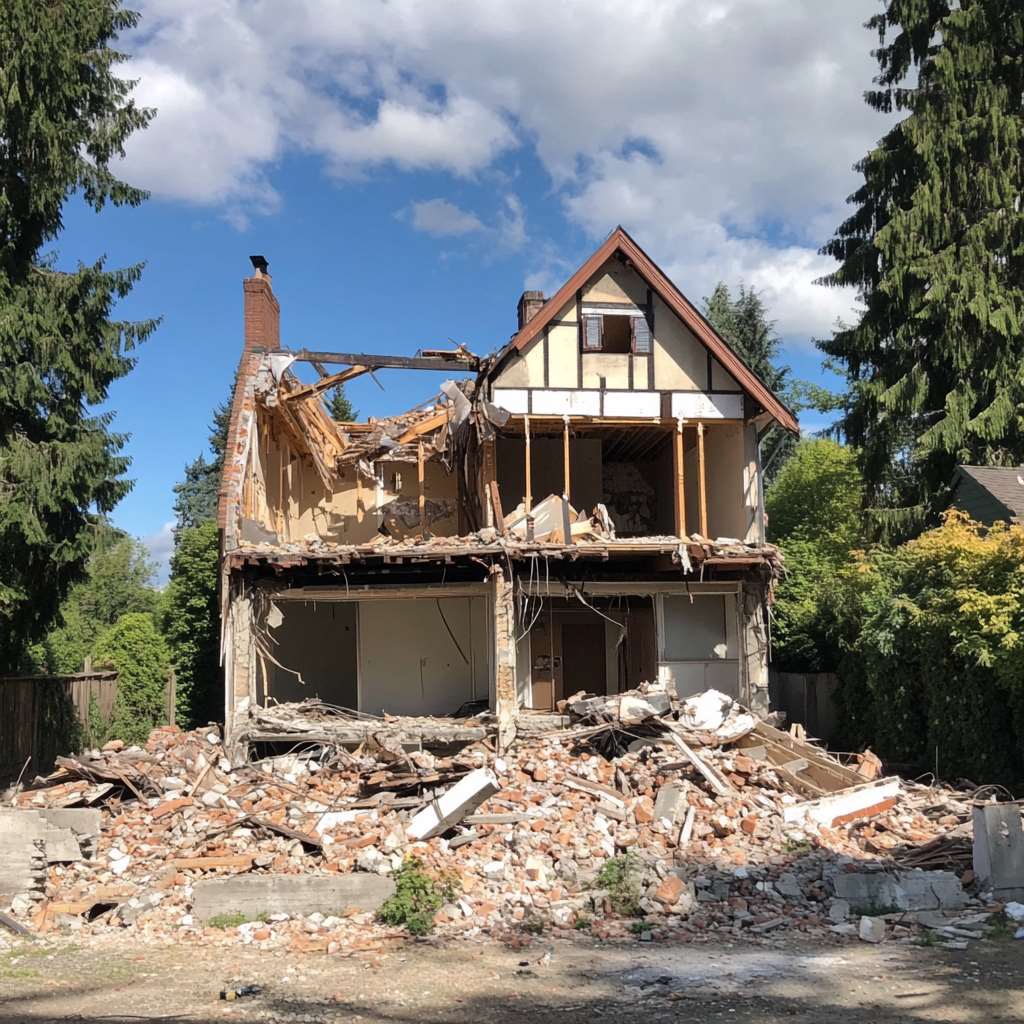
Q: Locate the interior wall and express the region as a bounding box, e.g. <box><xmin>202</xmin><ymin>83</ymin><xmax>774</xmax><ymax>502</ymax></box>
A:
<box><xmin>496</xmin><ymin>435</ymin><xmax>602</xmax><ymax>514</ymax></box>
<box><xmin>602</xmin><ymin>436</ymin><xmax>674</xmax><ymax>537</ymax></box>
<box><xmin>358</xmin><ymin>596</ymin><xmax>489</xmax><ymax>716</ymax></box>
<box><xmin>266</xmin><ymin>601</ymin><xmax>358</xmax><ymax>707</ymax></box>
<box><xmin>659</xmin><ymin>593</ymin><xmax>740</xmax><ymax>699</ymax></box>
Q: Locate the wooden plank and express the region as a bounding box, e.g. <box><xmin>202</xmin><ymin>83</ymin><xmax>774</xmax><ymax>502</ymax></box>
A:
<box><xmin>417</xmin><ymin>439</ymin><xmax>426</xmax><ymax>535</ymax></box>
<box><xmin>524</xmin><ymin>415</ymin><xmax>532</xmax><ymax>513</ymax></box>
<box><xmin>170</xmin><ymin>855</ymin><xmax>254</xmax><ymax>871</ymax></box>
<box><xmin>282</xmin><ymin>365</ymin><xmax>369</xmax><ymax>403</ymax></box>
<box><xmin>489</xmin><ymin>480</ymin><xmax>507</xmax><ymax>536</ymax></box>
<box><xmin>397</xmin><ymin>410</ymin><xmax>449</xmax><ymax>444</ymax></box>
<box><xmin>663</xmin><ymin>728</ymin><xmax>735</xmax><ymax>797</ymax></box>
<box><xmin>674</xmin><ymin>418</ymin><xmax>686</xmax><ymax>537</ymax></box>
<box><xmin>280</xmin><ymin>349</ymin><xmax>479</xmax><ymax>372</ymax></box>
<box><xmin>562</xmin><ymin>417</ymin><xmax>571</xmax><ymax>501</ymax></box>
<box><xmin>697</xmin><ymin>422</ymin><xmax>708</xmax><ymax>537</ymax></box>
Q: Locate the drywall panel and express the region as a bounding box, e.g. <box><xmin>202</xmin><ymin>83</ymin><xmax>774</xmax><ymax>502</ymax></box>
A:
<box><xmin>531</xmin><ymin>390</ymin><xmax>601</xmax><ymax>416</ymax></box>
<box><xmin>603</xmin><ymin>390</ymin><xmax>660</xmax><ymax>418</ymax></box>
<box><xmin>652</xmin><ymin>294</ymin><xmax>706</xmax><ymax>389</ymax></box>
<box><xmin>671</xmin><ymin>392</ymin><xmax>744</xmax><ymax>419</ymax></box>
<box><xmin>267</xmin><ymin>601</ymin><xmax>358</xmax><ymax>707</ymax></box>
<box><xmin>662</xmin><ymin>593</ymin><xmax>732</xmax><ymax>661</ymax></box>
<box><xmin>358</xmin><ymin>597</ymin><xmax>489</xmax><ymax>716</ymax></box>
<box><xmin>659</xmin><ymin>661</ymin><xmax>740</xmax><ymax>699</ymax></box>
<box><xmin>704</xmin><ymin>421</ymin><xmax>752</xmax><ymax>540</ymax></box>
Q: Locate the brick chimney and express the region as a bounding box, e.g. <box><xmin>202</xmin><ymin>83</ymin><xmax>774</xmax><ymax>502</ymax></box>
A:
<box><xmin>243</xmin><ymin>255</ymin><xmax>279</xmax><ymax>351</ymax></box>
<box><xmin>517</xmin><ymin>290</ymin><xmax>546</xmax><ymax>331</ymax></box>
<box><xmin>218</xmin><ymin>257</ymin><xmax>280</xmax><ymax>532</ymax></box>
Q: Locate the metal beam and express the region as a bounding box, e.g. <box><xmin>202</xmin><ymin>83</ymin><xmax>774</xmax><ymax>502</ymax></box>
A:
<box><xmin>278</xmin><ymin>349</ymin><xmax>479</xmax><ymax>372</ymax></box>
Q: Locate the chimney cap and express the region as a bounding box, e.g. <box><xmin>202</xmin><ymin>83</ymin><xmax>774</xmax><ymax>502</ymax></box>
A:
<box><xmin>249</xmin><ymin>254</ymin><xmax>270</xmax><ymax>275</ymax></box>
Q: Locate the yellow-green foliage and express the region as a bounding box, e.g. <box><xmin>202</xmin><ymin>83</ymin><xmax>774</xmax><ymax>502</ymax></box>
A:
<box><xmin>832</xmin><ymin>512</ymin><xmax>1024</xmax><ymax>782</ymax></box>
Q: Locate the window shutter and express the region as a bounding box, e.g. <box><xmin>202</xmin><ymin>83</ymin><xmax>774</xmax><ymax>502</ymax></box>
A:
<box><xmin>581</xmin><ymin>314</ymin><xmax>603</xmax><ymax>351</ymax></box>
<box><xmin>631</xmin><ymin>315</ymin><xmax>652</xmax><ymax>354</ymax></box>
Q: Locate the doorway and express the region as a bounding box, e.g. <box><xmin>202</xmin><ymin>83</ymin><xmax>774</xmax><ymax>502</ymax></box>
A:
<box><xmin>559</xmin><ymin>622</ymin><xmax>606</xmax><ymax>701</ymax></box>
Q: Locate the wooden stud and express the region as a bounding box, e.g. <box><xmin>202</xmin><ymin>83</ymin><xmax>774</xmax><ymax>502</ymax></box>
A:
<box><xmin>524</xmin><ymin>415</ymin><xmax>532</xmax><ymax>513</ymax></box>
<box><xmin>674</xmin><ymin>417</ymin><xmax>686</xmax><ymax>538</ymax></box>
<box><xmin>562</xmin><ymin>416</ymin><xmax>571</xmax><ymax>502</ymax></box>
<box><xmin>355</xmin><ymin>471</ymin><xmax>364</xmax><ymax>523</ymax></box>
<box><xmin>490</xmin><ymin>479</ymin><xmax>507</xmax><ymax>536</ymax></box>
<box><xmin>482</xmin><ymin>437</ymin><xmax>497</xmax><ymax>528</ymax></box>
<box><xmin>417</xmin><ymin>439</ymin><xmax>426</xmax><ymax>535</ymax></box>
<box><xmin>697</xmin><ymin>422</ymin><xmax>708</xmax><ymax>537</ymax></box>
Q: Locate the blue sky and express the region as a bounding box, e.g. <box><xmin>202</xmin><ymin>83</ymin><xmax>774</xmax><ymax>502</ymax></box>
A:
<box><xmin>60</xmin><ymin>0</ymin><xmax>889</xmax><ymax>579</ymax></box>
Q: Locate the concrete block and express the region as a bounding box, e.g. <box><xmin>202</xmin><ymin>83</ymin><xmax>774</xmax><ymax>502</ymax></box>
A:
<box><xmin>0</xmin><ymin>833</ymin><xmax>46</xmax><ymax>904</ymax></box>
<box><xmin>653</xmin><ymin>783</ymin><xmax>688</xmax><ymax>825</ymax></box>
<box><xmin>858</xmin><ymin>916</ymin><xmax>886</xmax><ymax>943</ymax></box>
<box><xmin>826</xmin><ymin>866</ymin><xmax>965</xmax><ymax>912</ymax></box>
<box><xmin>192</xmin><ymin>873</ymin><xmax>396</xmax><ymax>923</ymax></box>
<box><xmin>973</xmin><ymin>802</ymin><xmax>1024</xmax><ymax>901</ymax></box>
<box><xmin>407</xmin><ymin>768</ymin><xmax>499</xmax><ymax>841</ymax></box>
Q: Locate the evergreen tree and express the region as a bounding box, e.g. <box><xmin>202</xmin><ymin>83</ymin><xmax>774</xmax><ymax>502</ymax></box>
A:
<box><xmin>172</xmin><ymin>394</ymin><xmax>231</xmax><ymax>533</ymax></box>
<box><xmin>0</xmin><ymin>1</ymin><xmax>155</xmax><ymax>671</ymax></box>
<box><xmin>329</xmin><ymin>384</ymin><xmax>358</xmax><ymax>422</ymax></box>
<box><xmin>819</xmin><ymin>0</ymin><xmax>1024</xmax><ymax>540</ymax></box>
<box><xmin>703</xmin><ymin>283</ymin><xmax>797</xmax><ymax>481</ymax></box>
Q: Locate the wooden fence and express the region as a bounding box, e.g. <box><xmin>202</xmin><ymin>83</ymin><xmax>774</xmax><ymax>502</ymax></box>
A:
<box><xmin>0</xmin><ymin>671</ymin><xmax>118</xmax><ymax>784</ymax></box>
<box><xmin>768</xmin><ymin>671</ymin><xmax>840</xmax><ymax>745</ymax></box>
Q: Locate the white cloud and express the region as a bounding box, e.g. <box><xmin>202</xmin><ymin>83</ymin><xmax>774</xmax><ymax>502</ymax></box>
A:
<box><xmin>143</xmin><ymin>520</ymin><xmax>175</xmax><ymax>588</ymax></box>
<box><xmin>119</xmin><ymin>0</ymin><xmax>889</xmax><ymax>337</ymax></box>
<box><xmin>406</xmin><ymin>198</ymin><xmax>484</xmax><ymax>236</ymax></box>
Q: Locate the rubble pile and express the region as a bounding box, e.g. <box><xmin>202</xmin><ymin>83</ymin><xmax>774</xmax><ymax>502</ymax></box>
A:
<box><xmin>0</xmin><ymin>688</ymin><xmax>1008</xmax><ymax>953</ymax></box>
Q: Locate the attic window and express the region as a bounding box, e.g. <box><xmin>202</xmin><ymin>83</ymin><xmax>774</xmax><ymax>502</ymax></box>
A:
<box><xmin>581</xmin><ymin>313</ymin><xmax>651</xmax><ymax>355</ymax></box>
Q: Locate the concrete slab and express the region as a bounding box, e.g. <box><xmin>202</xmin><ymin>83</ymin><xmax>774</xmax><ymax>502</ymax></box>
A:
<box><xmin>825</xmin><ymin>866</ymin><xmax>965</xmax><ymax>912</ymax></box>
<box><xmin>191</xmin><ymin>873</ymin><xmax>396</xmax><ymax>923</ymax></box>
<box><xmin>973</xmin><ymin>802</ymin><xmax>1024</xmax><ymax>901</ymax></box>
<box><xmin>407</xmin><ymin>768</ymin><xmax>499</xmax><ymax>841</ymax></box>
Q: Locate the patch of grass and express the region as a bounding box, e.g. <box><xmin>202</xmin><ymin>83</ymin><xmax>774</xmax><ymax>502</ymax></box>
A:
<box><xmin>520</xmin><ymin>915</ymin><xmax>546</xmax><ymax>935</ymax></box>
<box><xmin>987</xmin><ymin>916</ymin><xmax>1017</xmax><ymax>942</ymax></box>
<box><xmin>628</xmin><ymin>920</ymin><xmax>648</xmax><ymax>936</ymax></box>
<box><xmin>376</xmin><ymin>857</ymin><xmax>459</xmax><ymax>936</ymax></box>
<box><xmin>207</xmin><ymin>912</ymin><xmax>251</xmax><ymax>929</ymax></box>
<box><xmin>784</xmin><ymin>838</ymin><xmax>814</xmax><ymax>855</ymax></box>
<box><xmin>915</xmin><ymin>929</ymin><xmax>941</xmax><ymax>947</ymax></box>
<box><xmin>594</xmin><ymin>853</ymin><xmax>644</xmax><ymax>918</ymax></box>
<box><xmin>574</xmin><ymin>916</ymin><xmax>592</xmax><ymax>932</ymax></box>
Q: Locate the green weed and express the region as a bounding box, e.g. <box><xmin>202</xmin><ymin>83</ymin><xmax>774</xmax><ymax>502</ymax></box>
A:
<box><xmin>376</xmin><ymin>857</ymin><xmax>459</xmax><ymax>936</ymax></box>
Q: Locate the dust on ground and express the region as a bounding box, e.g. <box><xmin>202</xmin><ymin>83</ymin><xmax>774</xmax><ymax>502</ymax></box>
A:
<box><xmin>0</xmin><ymin>932</ymin><xmax>1021</xmax><ymax>1024</ymax></box>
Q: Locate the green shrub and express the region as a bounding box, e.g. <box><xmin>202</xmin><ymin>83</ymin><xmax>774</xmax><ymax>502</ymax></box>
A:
<box><xmin>92</xmin><ymin>612</ymin><xmax>171</xmax><ymax>746</ymax></box>
<box><xmin>594</xmin><ymin>853</ymin><xmax>644</xmax><ymax>917</ymax></box>
<box><xmin>829</xmin><ymin>513</ymin><xmax>1024</xmax><ymax>783</ymax></box>
<box><xmin>376</xmin><ymin>858</ymin><xmax>459</xmax><ymax>936</ymax></box>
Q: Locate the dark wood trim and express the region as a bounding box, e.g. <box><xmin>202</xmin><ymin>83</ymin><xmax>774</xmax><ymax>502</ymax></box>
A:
<box><xmin>575</xmin><ymin>289</ymin><xmax>583</xmax><ymax>390</ymax></box>
<box><xmin>501</xmin><ymin>227</ymin><xmax>799</xmax><ymax>433</ymax></box>
<box><xmin>542</xmin><ymin>326</ymin><xmax>550</xmax><ymax>388</ymax></box>
<box><xmin>646</xmin><ymin>287</ymin><xmax>655</xmax><ymax>390</ymax></box>
<box><xmin>706</xmin><ymin>351</ymin><xmax>713</xmax><ymax>392</ymax></box>
<box><xmin>579</xmin><ymin>300</ymin><xmax>644</xmax><ymax>311</ymax></box>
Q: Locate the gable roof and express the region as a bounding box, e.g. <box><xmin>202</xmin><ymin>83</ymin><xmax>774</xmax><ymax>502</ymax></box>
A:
<box><xmin>492</xmin><ymin>226</ymin><xmax>799</xmax><ymax>433</ymax></box>
<box><xmin>953</xmin><ymin>465</ymin><xmax>1024</xmax><ymax>521</ymax></box>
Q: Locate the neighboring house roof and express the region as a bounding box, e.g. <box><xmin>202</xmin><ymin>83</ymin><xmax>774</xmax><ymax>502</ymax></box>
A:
<box><xmin>952</xmin><ymin>465</ymin><xmax>1024</xmax><ymax>524</ymax></box>
<box><xmin>489</xmin><ymin>225</ymin><xmax>799</xmax><ymax>434</ymax></box>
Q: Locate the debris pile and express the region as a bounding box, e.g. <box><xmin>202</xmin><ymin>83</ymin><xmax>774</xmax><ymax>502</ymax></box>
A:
<box><xmin>0</xmin><ymin>688</ymin><xmax>1010</xmax><ymax>952</ymax></box>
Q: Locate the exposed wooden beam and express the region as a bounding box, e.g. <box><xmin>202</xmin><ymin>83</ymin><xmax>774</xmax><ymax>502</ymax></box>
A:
<box><xmin>489</xmin><ymin>480</ymin><xmax>507</xmax><ymax>536</ymax></box>
<box><xmin>697</xmin><ymin>422</ymin><xmax>708</xmax><ymax>537</ymax></box>
<box><xmin>524</xmin><ymin>415</ymin><xmax>532</xmax><ymax>513</ymax></box>
<box><xmin>417</xmin><ymin>440</ymin><xmax>426</xmax><ymax>535</ymax></box>
<box><xmin>562</xmin><ymin>417</ymin><xmax>571</xmax><ymax>502</ymax></box>
<box><xmin>674</xmin><ymin>418</ymin><xmax>686</xmax><ymax>538</ymax></box>
<box><xmin>396</xmin><ymin>409</ymin><xmax>449</xmax><ymax>444</ymax></box>
<box><xmin>279</xmin><ymin>349</ymin><xmax>479</xmax><ymax>372</ymax></box>
<box><xmin>482</xmin><ymin>437</ymin><xmax>497</xmax><ymax>528</ymax></box>
<box><xmin>282</xmin><ymin>365</ymin><xmax>369</xmax><ymax>402</ymax></box>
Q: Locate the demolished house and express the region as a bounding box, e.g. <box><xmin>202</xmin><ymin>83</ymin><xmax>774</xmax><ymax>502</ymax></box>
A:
<box><xmin>217</xmin><ymin>228</ymin><xmax>798</xmax><ymax>754</ymax></box>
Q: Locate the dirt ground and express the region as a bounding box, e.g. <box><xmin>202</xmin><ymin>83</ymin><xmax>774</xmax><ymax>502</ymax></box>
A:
<box><xmin>0</xmin><ymin>931</ymin><xmax>1021</xmax><ymax>1024</ymax></box>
